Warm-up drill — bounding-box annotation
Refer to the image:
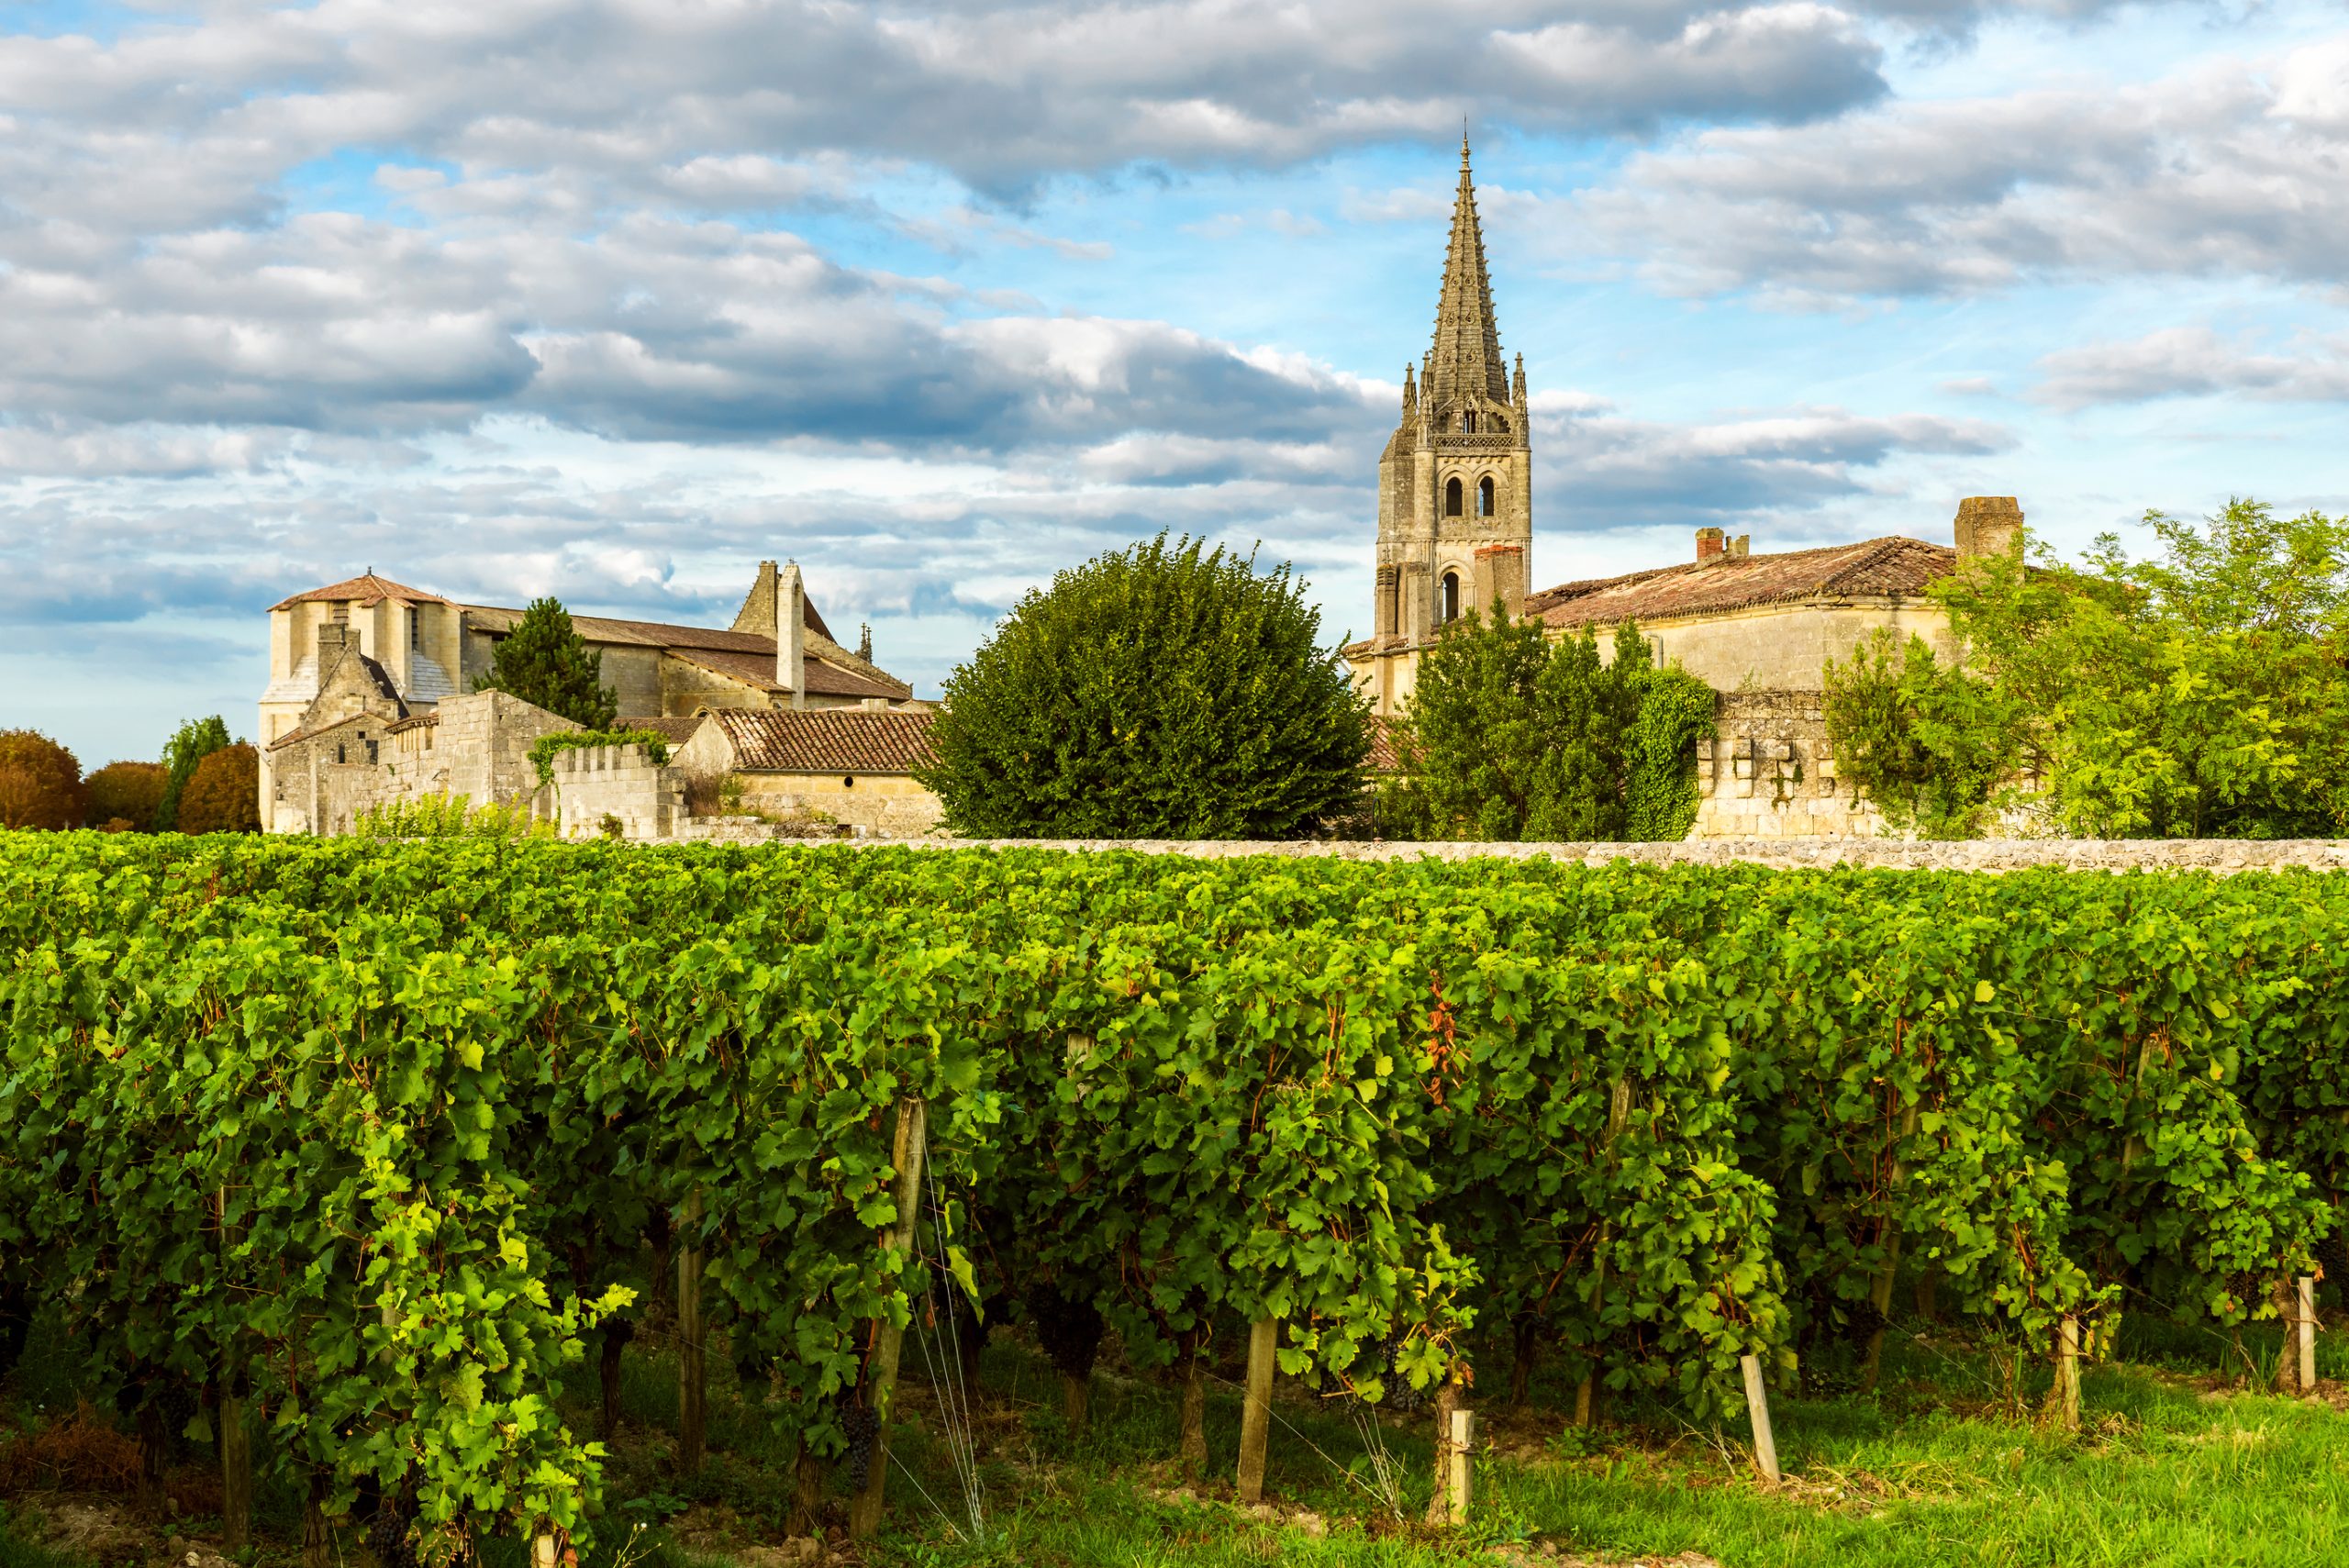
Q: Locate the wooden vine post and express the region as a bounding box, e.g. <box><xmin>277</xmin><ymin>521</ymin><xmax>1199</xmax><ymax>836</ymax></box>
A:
<box><xmin>2296</xmin><ymin>1275</ymin><xmax>2318</xmax><ymax>1394</ymax></box>
<box><xmin>2052</xmin><ymin>1315</ymin><xmax>2081</xmax><ymax>1431</ymax></box>
<box><xmin>1740</xmin><ymin>1353</ymin><xmax>1780</xmax><ymax>1485</ymax></box>
<box><xmin>1444</xmin><ymin>1407</ymin><xmax>1475</xmax><ymax>1524</ymax></box>
<box><xmin>1236</xmin><ymin>1315</ymin><xmax>1278</xmax><ymax>1505</ymax></box>
<box><xmin>1577</xmin><ymin>1077</ymin><xmax>1632</xmax><ymax>1427</ymax></box>
<box><xmin>677</xmin><ymin>1188</ymin><xmax>706</xmax><ymax>1477</ymax></box>
<box><xmin>849</xmin><ymin>1097</ymin><xmax>930</xmax><ymax>1541</ymax></box>
<box><xmin>1864</xmin><ymin>1102</ymin><xmax>1921</xmax><ymax>1392</ymax></box>
<box><xmin>217</xmin><ymin>1184</ymin><xmax>253</xmax><ymax>1550</ymax></box>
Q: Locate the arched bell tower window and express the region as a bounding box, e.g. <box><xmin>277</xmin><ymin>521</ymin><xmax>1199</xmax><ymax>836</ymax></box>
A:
<box><xmin>1461</xmin><ymin>409</ymin><xmax>1477</xmax><ymax>433</ymax></box>
<box><xmin>1445</xmin><ymin>477</ymin><xmax>1464</xmax><ymax>517</ymax></box>
<box><xmin>1478</xmin><ymin>476</ymin><xmax>1496</xmax><ymax>517</ymax></box>
<box><xmin>1442</xmin><ymin>572</ymin><xmax>1462</xmax><ymax>623</ymax></box>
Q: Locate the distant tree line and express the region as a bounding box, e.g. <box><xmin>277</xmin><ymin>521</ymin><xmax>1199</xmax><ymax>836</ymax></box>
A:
<box><xmin>0</xmin><ymin>715</ymin><xmax>258</xmax><ymax>834</ymax></box>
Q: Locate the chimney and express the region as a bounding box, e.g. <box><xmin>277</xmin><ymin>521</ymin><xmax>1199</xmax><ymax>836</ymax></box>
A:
<box><xmin>316</xmin><ymin>623</ymin><xmax>351</xmax><ymax>665</ymax></box>
<box><xmin>857</xmin><ymin>623</ymin><xmax>873</xmax><ymax>662</ymax></box>
<box><xmin>1731</xmin><ymin>534</ymin><xmax>1751</xmax><ymax>559</ymax></box>
<box><xmin>1954</xmin><ymin>496</ymin><xmax>2025</xmax><ymax>560</ymax></box>
<box><xmin>776</xmin><ymin>562</ymin><xmax>806</xmax><ymax>709</ymax></box>
<box><xmin>1696</xmin><ymin>527</ymin><xmax>1726</xmax><ymax>563</ymax></box>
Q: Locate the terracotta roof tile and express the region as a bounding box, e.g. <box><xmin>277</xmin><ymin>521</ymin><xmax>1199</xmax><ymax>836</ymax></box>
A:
<box><xmin>670</xmin><ymin>648</ymin><xmax>911</xmax><ymax>701</ymax></box>
<box><xmin>272</xmin><ymin>573</ymin><xmax>451</xmax><ymax>612</ymax></box>
<box><xmin>616</xmin><ymin>715</ymin><xmax>707</xmax><ymax>746</ymax></box>
<box><xmin>1528</xmin><ymin>536</ymin><xmax>1955</xmax><ymax>629</ymax></box>
<box><xmin>710</xmin><ymin>708</ymin><xmax>937</xmax><ymax>773</ymax></box>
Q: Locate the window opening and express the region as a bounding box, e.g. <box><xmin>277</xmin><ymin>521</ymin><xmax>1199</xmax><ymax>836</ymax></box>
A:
<box><xmin>1445</xmin><ymin>477</ymin><xmax>1464</xmax><ymax>517</ymax></box>
<box><xmin>1478</xmin><ymin>476</ymin><xmax>1496</xmax><ymax>517</ymax></box>
<box><xmin>1442</xmin><ymin>572</ymin><xmax>1461</xmax><ymax>623</ymax></box>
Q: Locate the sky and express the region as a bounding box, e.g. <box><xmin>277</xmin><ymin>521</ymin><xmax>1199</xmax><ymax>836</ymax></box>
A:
<box><xmin>5</xmin><ymin>0</ymin><xmax>2349</xmax><ymax>767</ymax></box>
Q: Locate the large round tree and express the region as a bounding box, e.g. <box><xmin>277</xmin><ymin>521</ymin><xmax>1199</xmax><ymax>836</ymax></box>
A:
<box><xmin>0</xmin><ymin>730</ymin><xmax>86</xmax><ymax>830</ymax></box>
<box><xmin>175</xmin><ymin>742</ymin><xmax>262</xmax><ymax>834</ymax></box>
<box><xmin>85</xmin><ymin>761</ymin><xmax>167</xmax><ymax>830</ymax></box>
<box><xmin>918</xmin><ymin>534</ymin><xmax>1370</xmax><ymax>839</ymax></box>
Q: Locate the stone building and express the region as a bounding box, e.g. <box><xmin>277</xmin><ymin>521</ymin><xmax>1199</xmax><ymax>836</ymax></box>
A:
<box><xmin>257</xmin><ymin>559</ymin><xmax>924</xmax><ymax>832</ymax></box>
<box><xmin>673</xmin><ymin>708</ymin><xmax>946</xmax><ymax>837</ymax></box>
<box><xmin>1341</xmin><ymin>142</ymin><xmax>2032</xmax><ymax>838</ymax></box>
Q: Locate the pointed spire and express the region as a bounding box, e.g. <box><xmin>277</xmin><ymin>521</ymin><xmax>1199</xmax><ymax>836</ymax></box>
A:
<box><xmin>1426</xmin><ymin>138</ymin><xmax>1508</xmax><ymax>408</ymax></box>
<box><xmin>1402</xmin><ymin>361</ymin><xmax>1417</xmax><ymax>413</ymax></box>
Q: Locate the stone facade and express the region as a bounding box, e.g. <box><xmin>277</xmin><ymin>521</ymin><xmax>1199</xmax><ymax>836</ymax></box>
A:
<box><xmin>266</xmin><ymin>684</ymin><xmax>574</xmax><ymax>835</ymax></box>
<box><xmin>551</xmin><ymin>743</ymin><xmax>681</xmax><ymax>842</ymax></box>
<box><xmin>671</xmin><ymin>707</ymin><xmax>946</xmax><ymax>837</ymax></box>
<box><xmin>1689</xmin><ymin>691</ymin><xmax>1884</xmax><ymax>840</ymax></box>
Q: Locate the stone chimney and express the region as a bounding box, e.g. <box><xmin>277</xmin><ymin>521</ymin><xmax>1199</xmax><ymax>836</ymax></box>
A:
<box><xmin>1954</xmin><ymin>496</ymin><xmax>2025</xmax><ymax>560</ymax></box>
<box><xmin>315</xmin><ymin>623</ymin><xmax>352</xmax><ymax>667</ymax></box>
<box><xmin>1696</xmin><ymin>527</ymin><xmax>1726</xmax><ymax>563</ymax></box>
<box><xmin>775</xmin><ymin>562</ymin><xmax>806</xmax><ymax>709</ymax></box>
<box><xmin>1730</xmin><ymin>534</ymin><xmax>1751</xmax><ymax>559</ymax></box>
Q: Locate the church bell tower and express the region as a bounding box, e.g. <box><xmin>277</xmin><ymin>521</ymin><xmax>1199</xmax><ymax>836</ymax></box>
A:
<box><xmin>1374</xmin><ymin>137</ymin><xmax>1532</xmax><ymax>642</ymax></box>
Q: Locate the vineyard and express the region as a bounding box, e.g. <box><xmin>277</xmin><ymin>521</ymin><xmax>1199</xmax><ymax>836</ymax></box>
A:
<box><xmin>6</xmin><ymin>834</ymin><xmax>2349</xmax><ymax>1565</ymax></box>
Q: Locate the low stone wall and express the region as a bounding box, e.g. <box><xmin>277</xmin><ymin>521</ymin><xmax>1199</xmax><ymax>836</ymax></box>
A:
<box><xmin>552</xmin><ymin>743</ymin><xmax>682</xmax><ymax>841</ymax></box>
<box><xmin>863</xmin><ymin>837</ymin><xmax>2349</xmax><ymax>873</ymax></box>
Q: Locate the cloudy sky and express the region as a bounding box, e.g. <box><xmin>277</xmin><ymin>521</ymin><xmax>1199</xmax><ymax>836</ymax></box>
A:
<box><xmin>6</xmin><ymin>0</ymin><xmax>2348</xmax><ymax>766</ymax></box>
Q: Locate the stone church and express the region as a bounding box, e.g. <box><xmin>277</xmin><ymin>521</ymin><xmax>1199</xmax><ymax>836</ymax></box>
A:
<box><xmin>1344</xmin><ymin>141</ymin><xmax>2028</xmax><ymax>838</ymax></box>
<box><xmin>257</xmin><ymin>560</ymin><xmax>929</xmax><ymax>835</ymax></box>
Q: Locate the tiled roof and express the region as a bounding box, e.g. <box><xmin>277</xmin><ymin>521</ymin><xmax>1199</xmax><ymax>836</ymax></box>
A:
<box><xmin>710</xmin><ymin>708</ymin><xmax>937</xmax><ymax>773</ymax></box>
<box><xmin>1528</xmin><ymin>537</ymin><xmax>1955</xmax><ymax>629</ymax></box>
<box><xmin>462</xmin><ymin>603</ymin><xmax>779</xmax><ymax>654</ymax></box>
<box><xmin>266</xmin><ymin>710</ymin><xmax>372</xmax><ymax>752</ymax></box>
<box><xmin>672</xmin><ymin>647</ymin><xmax>912</xmax><ymax>701</ymax></box>
<box><xmin>1366</xmin><ymin>715</ymin><xmax>1402</xmax><ymax>773</ymax></box>
<box><xmin>272</xmin><ymin>573</ymin><xmax>451</xmax><ymax>612</ymax></box>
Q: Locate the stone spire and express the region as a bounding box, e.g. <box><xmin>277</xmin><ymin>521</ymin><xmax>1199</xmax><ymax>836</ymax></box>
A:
<box><xmin>1425</xmin><ymin>135</ymin><xmax>1508</xmax><ymax>407</ymax></box>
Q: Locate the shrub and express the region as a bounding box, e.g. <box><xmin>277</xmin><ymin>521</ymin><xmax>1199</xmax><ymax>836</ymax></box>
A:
<box><xmin>918</xmin><ymin>533</ymin><xmax>1371</xmax><ymax>838</ymax></box>
<box><xmin>83</xmin><ymin>761</ymin><xmax>167</xmax><ymax>831</ymax></box>
<box><xmin>0</xmin><ymin>730</ymin><xmax>86</xmax><ymax>830</ymax></box>
<box><xmin>174</xmin><ymin>743</ymin><xmax>261</xmax><ymax>834</ymax></box>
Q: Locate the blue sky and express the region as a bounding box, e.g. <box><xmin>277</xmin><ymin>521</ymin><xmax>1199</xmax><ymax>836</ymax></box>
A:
<box><xmin>5</xmin><ymin>0</ymin><xmax>2349</xmax><ymax>766</ymax></box>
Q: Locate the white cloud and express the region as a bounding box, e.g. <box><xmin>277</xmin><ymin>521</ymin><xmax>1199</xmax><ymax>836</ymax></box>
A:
<box><xmin>2032</xmin><ymin>325</ymin><xmax>2349</xmax><ymax>407</ymax></box>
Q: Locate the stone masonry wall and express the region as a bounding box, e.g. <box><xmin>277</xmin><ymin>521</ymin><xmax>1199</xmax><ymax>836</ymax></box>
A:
<box><xmin>868</xmin><ymin>838</ymin><xmax>2349</xmax><ymax>873</ymax></box>
<box><xmin>552</xmin><ymin>743</ymin><xmax>683</xmax><ymax>841</ymax></box>
<box><xmin>1690</xmin><ymin>689</ymin><xmax>1881</xmax><ymax>840</ymax></box>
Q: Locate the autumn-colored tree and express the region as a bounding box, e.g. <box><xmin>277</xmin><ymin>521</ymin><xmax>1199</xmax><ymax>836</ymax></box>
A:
<box><xmin>0</xmin><ymin>730</ymin><xmax>88</xmax><ymax>830</ymax></box>
<box><xmin>84</xmin><ymin>761</ymin><xmax>168</xmax><ymax>832</ymax></box>
<box><xmin>174</xmin><ymin>743</ymin><xmax>262</xmax><ymax>835</ymax></box>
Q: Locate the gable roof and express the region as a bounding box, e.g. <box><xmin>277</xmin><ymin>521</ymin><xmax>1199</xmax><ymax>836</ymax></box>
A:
<box><xmin>708</xmin><ymin>708</ymin><xmax>937</xmax><ymax>773</ymax></box>
<box><xmin>1527</xmin><ymin>536</ymin><xmax>1956</xmax><ymax>631</ymax></box>
<box><xmin>272</xmin><ymin>573</ymin><xmax>451</xmax><ymax>612</ymax></box>
<box><xmin>669</xmin><ymin>648</ymin><xmax>912</xmax><ymax>702</ymax></box>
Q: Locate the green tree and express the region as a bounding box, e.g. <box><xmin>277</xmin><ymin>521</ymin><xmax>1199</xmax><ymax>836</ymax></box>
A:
<box><xmin>917</xmin><ymin>533</ymin><xmax>1371</xmax><ymax>838</ymax></box>
<box><xmin>154</xmin><ymin>714</ymin><xmax>231</xmax><ymax>830</ymax></box>
<box><xmin>472</xmin><ymin>597</ymin><xmax>618</xmax><ymax>730</ymax></box>
<box><xmin>1825</xmin><ymin>500</ymin><xmax>2349</xmax><ymax>840</ymax></box>
<box><xmin>1383</xmin><ymin>607</ymin><xmax>1713</xmax><ymax>841</ymax></box>
<box><xmin>0</xmin><ymin>729</ymin><xmax>87</xmax><ymax>830</ymax></box>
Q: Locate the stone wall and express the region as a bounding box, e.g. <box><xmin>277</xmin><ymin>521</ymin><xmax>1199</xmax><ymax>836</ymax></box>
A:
<box><xmin>552</xmin><ymin>742</ymin><xmax>683</xmax><ymax>841</ymax></box>
<box><xmin>865</xmin><ymin>837</ymin><xmax>2349</xmax><ymax>873</ymax></box>
<box><xmin>736</xmin><ymin>773</ymin><xmax>944</xmax><ymax>837</ymax></box>
<box><xmin>1690</xmin><ymin>689</ymin><xmax>1881</xmax><ymax>840</ymax></box>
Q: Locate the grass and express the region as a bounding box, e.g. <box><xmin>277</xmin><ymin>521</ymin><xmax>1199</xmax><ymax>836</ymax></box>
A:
<box><xmin>8</xmin><ymin>1299</ymin><xmax>2349</xmax><ymax>1568</ymax></box>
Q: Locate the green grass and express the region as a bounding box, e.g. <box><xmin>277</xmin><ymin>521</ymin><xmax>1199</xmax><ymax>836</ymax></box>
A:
<box><xmin>9</xmin><ymin>1305</ymin><xmax>2349</xmax><ymax>1568</ymax></box>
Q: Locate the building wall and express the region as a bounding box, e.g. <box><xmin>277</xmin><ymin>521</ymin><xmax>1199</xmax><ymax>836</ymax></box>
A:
<box><xmin>266</xmin><ymin>691</ymin><xmax>572</xmax><ymax>835</ymax></box>
<box><xmin>1689</xmin><ymin>691</ymin><xmax>1884</xmax><ymax>840</ymax></box>
<box><xmin>1349</xmin><ymin>596</ymin><xmax>1959</xmax><ymax>717</ymax></box>
<box><xmin>552</xmin><ymin>744</ymin><xmax>681</xmax><ymax>841</ymax></box>
<box><xmin>735</xmin><ymin>772</ymin><xmax>944</xmax><ymax>837</ymax></box>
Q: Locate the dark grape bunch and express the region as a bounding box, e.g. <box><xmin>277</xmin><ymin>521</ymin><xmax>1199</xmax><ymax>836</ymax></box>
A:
<box><xmin>1026</xmin><ymin>1284</ymin><xmax>1105</xmax><ymax>1382</ymax></box>
<box><xmin>2313</xmin><ymin>1229</ymin><xmax>2348</xmax><ymax>1281</ymax></box>
<box><xmin>1343</xmin><ymin>1335</ymin><xmax>1431</xmax><ymax>1414</ymax></box>
<box><xmin>841</xmin><ymin>1401</ymin><xmax>881</xmax><ymax>1490</ymax></box>
<box><xmin>368</xmin><ymin>1473</ymin><xmax>421</xmax><ymax>1568</ymax></box>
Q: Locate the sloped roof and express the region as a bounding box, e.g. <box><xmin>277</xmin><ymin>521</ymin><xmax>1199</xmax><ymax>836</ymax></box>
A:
<box><xmin>1527</xmin><ymin>536</ymin><xmax>1956</xmax><ymax>630</ymax></box>
<box><xmin>461</xmin><ymin>604</ymin><xmax>780</xmax><ymax>653</ymax></box>
<box><xmin>1366</xmin><ymin>715</ymin><xmax>1402</xmax><ymax>773</ymax></box>
<box><xmin>271</xmin><ymin>573</ymin><xmax>451</xmax><ymax>612</ymax></box>
<box><xmin>671</xmin><ymin>648</ymin><xmax>911</xmax><ymax>702</ymax></box>
<box><xmin>710</xmin><ymin>708</ymin><xmax>937</xmax><ymax>773</ymax></box>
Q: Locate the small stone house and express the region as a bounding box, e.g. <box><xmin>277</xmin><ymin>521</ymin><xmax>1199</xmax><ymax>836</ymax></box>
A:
<box><xmin>673</xmin><ymin>708</ymin><xmax>945</xmax><ymax>837</ymax></box>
